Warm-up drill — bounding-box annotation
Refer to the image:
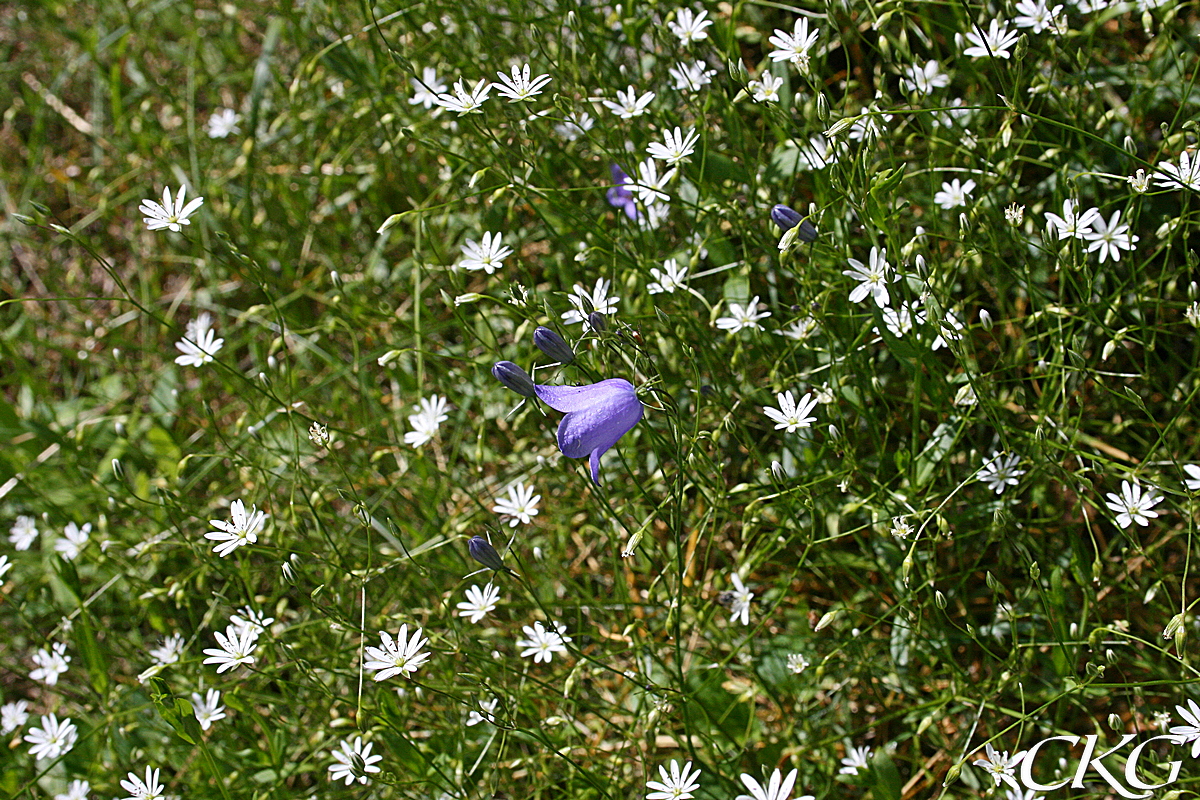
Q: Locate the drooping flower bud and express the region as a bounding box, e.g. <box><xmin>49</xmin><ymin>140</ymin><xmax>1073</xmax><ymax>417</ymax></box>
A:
<box><xmin>587</xmin><ymin>311</ymin><xmax>608</xmax><ymax>332</ymax></box>
<box><xmin>491</xmin><ymin>361</ymin><xmax>537</xmax><ymax>397</ymax></box>
<box><xmin>770</xmin><ymin>204</ymin><xmax>818</xmax><ymax>242</ymax></box>
<box><xmin>533</xmin><ymin>326</ymin><xmax>575</xmax><ymax>364</ymax></box>
<box><xmin>468</xmin><ymin>535</ymin><xmax>518</xmax><ymax>576</ymax></box>
<box><xmin>771</xmin><ymin>204</ymin><xmax>802</xmax><ymax>230</ymax></box>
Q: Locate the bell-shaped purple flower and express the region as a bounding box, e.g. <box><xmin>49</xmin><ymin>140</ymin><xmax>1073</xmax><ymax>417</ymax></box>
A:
<box><xmin>534</xmin><ymin>379</ymin><xmax>644</xmax><ymax>484</ymax></box>
<box><xmin>606</xmin><ymin>164</ymin><xmax>640</xmax><ymax>221</ymax></box>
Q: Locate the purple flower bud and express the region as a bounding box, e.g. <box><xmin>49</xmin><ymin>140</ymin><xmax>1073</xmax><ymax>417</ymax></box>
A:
<box><xmin>587</xmin><ymin>311</ymin><xmax>607</xmax><ymax>332</ymax></box>
<box><xmin>606</xmin><ymin>164</ymin><xmax>640</xmax><ymax>221</ymax></box>
<box><xmin>534</xmin><ymin>378</ymin><xmax>643</xmax><ymax>484</ymax></box>
<box><xmin>492</xmin><ymin>361</ymin><xmax>537</xmax><ymax>397</ymax></box>
<box><xmin>771</xmin><ymin>204</ymin><xmax>802</xmax><ymax>230</ymax></box>
<box><xmin>533</xmin><ymin>327</ymin><xmax>575</xmax><ymax>364</ymax></box>
<box><xmin>771</xmin><ymin>204</ymin><xmax>818</xmax><ymax>242</ymax></box>
<box><xmin>468</xmin><ymin>535</ymin><xmax>517</xmax><ymax>576</ymax></box>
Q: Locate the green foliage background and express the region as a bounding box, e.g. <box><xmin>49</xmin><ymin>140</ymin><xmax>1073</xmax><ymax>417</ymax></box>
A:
<box><xmin>1</xmin><ymin>0</ymin><xmax>1199</xmax><ymax>798</ymax></box>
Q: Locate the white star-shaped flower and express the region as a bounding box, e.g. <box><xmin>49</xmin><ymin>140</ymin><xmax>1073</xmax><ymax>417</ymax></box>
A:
<box><xmin>9</xmin><ymin>515</ymin><xmax>38</xmax><ymax>550</ymax></box>
<box><xmin>647</xmin><ymin>759</ymin><xmax>703</xmax><ymax>800</ymax></box>
<box><xmin>778</xmin><ymin>316</ymin><xmax>819</xmax><ymax>340</ymax></box>
<box><xmin>29</xmin><ymin>642</ymin><xmax>71</xmax><ymax>685</ymax></box>
<box><xmin>409</xmin><ymin>67</ymin><xmax>447</xmax><ymax>109</ymax></box>
<box><xmin>631</xmin><ymin>157</ymin><xmax>678</xmax><ymax>204</ymax></box>
<box><xmin>516</xmin><ymin>621</ymin><xmax>571</xmax><ymax>663</ymax></box>
<box><xmin>648</xmin><ymin>258</ymin><xmax>689</xmax><ymax>294</ymax></box>
<box><xmin>562</xmin><ymin>278</ymin><xmax>620</xmax><ymax>328</ymax></box>
<box><xmin>149</xmin><ymin>634</ymin><xmax>185</xmax><ymax>666</ymax></box>
<box><xmin>972</xmin><ymin>743</ymin><xmax>1026</xmax><ymax>791</ymax></box>
<box><xmin>763</xmin><ymin>390</ymin><xmax>819</xmax><ymax>433</ymax></box>
<box><xmin>1169</xmin><ymin>698</ymin><xmax>1200</xmax><ymax>757</ymax></box>
<box><xmin>456</xmin><ymin>583</ymin><xmax>501</xmax><ymax>623</ymax></box>
<box><xmin>119</xmin><ymin>767</ymin><xmax>165</xmax><ymax>800</ymax></box>
<box><xmin>328</xmin><ymin>737</ymin><xmax>383</xmax><ymax>785</ymax></box>
<box><xmin>978</xmin><ymin>452</ymin><xmax>1026</xmax><ymax>494</ymax></box>
<box><xmin>53</xmin><ymin>779</ymin><xmax>90</xmax><ymax>800</ymax></box>
<box><xmin>54</xmin><ymin>521</ymin><xmax>91</xmax><ymax>561</ymax></box>
<box><xmin>434</xmin><ymin>78</ymin><xmax>492</xmax><ymax>115</ymax></box>
<box><xmin>174</xmin><ymin>312</ymin><xmax>225</xmax><ymax>367</ymax></box>
<box><xmin>749</xmin><ymin>74</ymin><xmax>785</xmax><ymax>103</ymax></box>
<box><xmin>1183</xmin><ymin>464</ymin><xmax>1200</xmax><ymax>492</ymax></box>
<box><xmin>554</xmin><ymin>111</ymin><xmax>595</xmax><ymax>141</ymax></box>
<box><xmin>667</xmin><ymin>60</ymin><xmax>716</xmax><ymax>92</ymax></box>
<box><xmin>1083</xmin><ymin>209</ymin><xmax>1139</xmax><ymax>263</ymax></box>
<box><xmin>23</xmin><ymin>713</ymin><xmax>78</xmax><ymax>761</ymax></box>
<box><xmin>1045</xmin><ymin>199</ymin><xmax>1100</xmax><ymax>241</ymax></box>
<box><xmin>933</xmin><ymin>178</ymin><xmax>975</xmax><ymax>210</ymax></box>
<box><xmin>459</xmin><ymin>231</ymin><xmax>513</xmax><ymax>274</ymax></box>
<box><xmin>404</xmin><ymin>394</ymin><xmax>449</xmax><ymax>448</ymax></box>
<box><xmin>201</xmin><ymin>623</ymin><xmax>259</xmax><ymax>673</ymax></box>
<box><xmin>600</xmin><ymin>85</ymin><xmax>655</xmax><ymax>118</ymax></box>
<box><xmin>1104</xmin><ymin>479</ymin><xmax>1162</xmax><ymax>528</ymax></box>
<box><xmin>716</xmin><ymin>296</ymin><xmax>771</xmax><ymax>333</ymax></box>
<box><xmin>206</xmin><ymin>108</ymin><xmax>241</xmax><ymax>138</ymax></box>
<box><xmin>140</xmin><ymin>185</ymin><xmax>204</xmax><ymax>232</ymax></box>
<box><xmin>646</xmin><ymin>126</ymin><xmax>699</xmax><ymax>166</ymax></box>
<box><xmin>363</xmin><ymin>624</ymin><xmax>431</xmax><ymax>680</ymax></box>
<box><xmin>843</xmin><ymin>246</ymin><xmax>895</xmax><ymax>307</ymax></box>
<box><xmin>0</xmin><ymin>699</ymin><xmax>29</xmax><ymax>734</ymax></box>
<box><xmin>667</xmin><ymin>8</ymin><xmax>713</xmax><ymax>44</ymax></box>
<box><xmin>901</xmin><ymin>60</ymin><xmax>948</xmax><ymax>94</ymax></box>
<box><xmin>191</xmin><ymin>688</ymin><xmax>227</xmax><ymax>730</ymax></box>
<box><xmin>727</xmin><ymin>573</ymin><xmax>754</xmax><ymax>626</ymax></box>
<box><xmin>767</xmin><ymin>18</ymin><xmax>819</xmax><ymax>68</ymax></box>
<box><xmin>1154</xmin><ymin>150</ymin><xmax>1200</xmax><ymax>191</ymax></box>
<box><xmin>492</xmin><ymin>482</ymin><xmax>540</xmax><ymax>526</ymax></box>
<box><xmin>491</xmin><ymin>63</ymin><xmax>551</xmax><ymax>102</ymax></box>
<box><xmin>205</xmin><ymin>499</ymin><xmax>267</xmax><ymax>557</ymax></box>
<box><xmin>839</xmin><ymin>746</ymin><xmax>872</xmax><ymax>775</ymax></box>
<box><xmin>736</xmin><ymin>768</ymin><xmax>812</xmax><ymax>800</ymax></box>
<box><xmin>466</xmin><ymin>698</ymin><xmax>499</xmax><ymax>726</ymax></box>
<box><xmin>1013</xmin><ymin>0</ymin><xmax>1064</xmax><ymax>32</ymax></box>
<box><xmin>962</xmin><ymin>19</ymin><xmax>1020</xmax><ymax>58</ymax></box>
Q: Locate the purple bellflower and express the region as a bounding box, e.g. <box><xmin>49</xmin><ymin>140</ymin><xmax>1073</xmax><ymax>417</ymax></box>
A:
<box><xmin>535</xmin><ymin>379</ymin><xmax>643</xmax><ymax>484</ymax></box>
<box><xmin>606</xmin><ymin>164</ymin><xmax>640</xmax><ymax>221</ymax></box>
<box><xmin>494</xmin><ymin>364</ymin><xmax>644</xmax><ymax>484</ymax></box>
